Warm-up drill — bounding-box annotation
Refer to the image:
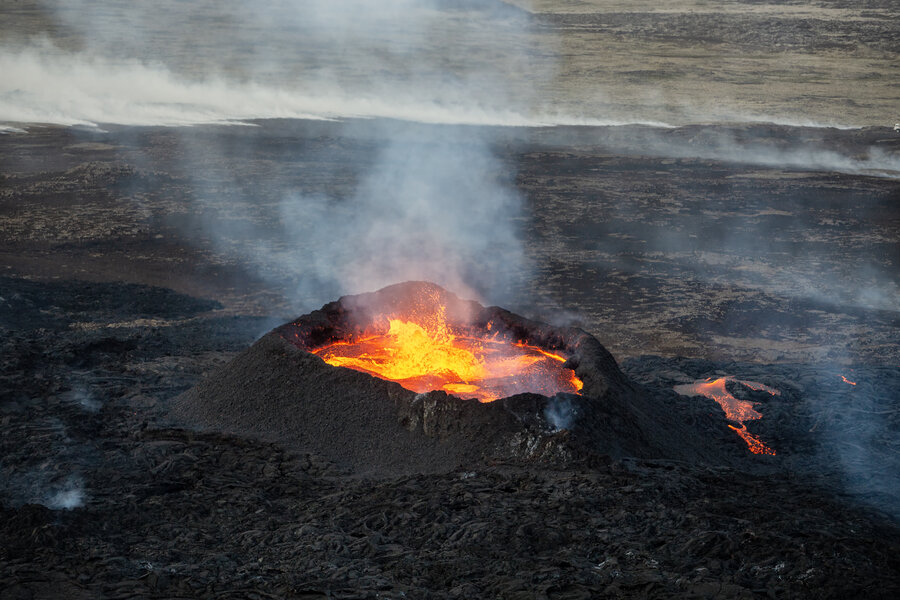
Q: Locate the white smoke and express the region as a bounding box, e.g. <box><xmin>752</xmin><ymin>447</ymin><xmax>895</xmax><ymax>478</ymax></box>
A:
<box><xmin>0</xmin><ymin>1</ymin><xmax>557</xmax><ymax>308</ymax></box>
<box><xmin>2</xmin><ymin>470</ymin><xmax>87</xmax><ymax>511</ymax></box>
<box><xmin>800</xmin><ymin>369</ymin><xmax>900</xmax><ymax>520</ymax></box>
<box><xmin>175</xmin><ymin>124</ymin><xmax>532</xmax><ymax>309</ymax></box>
<box><xmin>2</xmin><ymin>0</ymin><xmax>558</xmax><ymax>128</ymax></box>
<box><xmin>0</xmin><ymin>46</ymin><xmax>326</xmax><ymax>127</ymax></box>
<box><xmin>45</xmin><ymin>478</ymin><xmax>86</xmax><ymax>510</ymax></box>
<box><xmin>0</xmin><ymin>124</ymin><xmax>27</xmax><ymax>134</ymax></box>
<box><xmin>1</xmin><ymin>0</ymin><xmax>895</xmax><ymax>312</ymax></box>
<box><xmin>544</xmin><ymin>395</ymin><xmax>578</xmax><ymax>432</ymax></box>
<box><xmin>61</xmin><ymin>386</ymin><xmax>101</xmax><ymax>413</ymax></box>
<box><xmin>0</xmin><ymin>44</ymin><xmax>677</xmax><ymax>129</ymax></box>
<box><xmin>586</xmin><ymin>125</ymin><xmax>900</xmax><ymax>179</ymax></box>
<box><xmin>675</xmin><ymin>138</ymin><xmax>899</xmax><ymax>178</ymax></box>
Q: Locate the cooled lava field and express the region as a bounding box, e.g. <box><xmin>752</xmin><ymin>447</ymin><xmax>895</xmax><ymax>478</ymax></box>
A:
<box><xmin>2</xmin><ymin>119</ymin><xmax>898</xmax><ymax>599</ymax></box>
<box><xmin>2</xmin><ymin>1</ymin><xmax>900</xmax><ymax>599</ymax></box>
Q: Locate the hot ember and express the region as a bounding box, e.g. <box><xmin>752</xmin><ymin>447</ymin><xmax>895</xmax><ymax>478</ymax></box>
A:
<box><xmin>311</xmin><ymin>304</ymin><xmax>582</xmax><ymax>402</ymax></box>
<box><xmin>839</xmin><ymin>374</ymin><xmax>857</xmax><ymax>386</ymax></box>
<box><xmin>674</xmin><ymin>377</ymin><xmax>779</xmax><ymax>455</ymax></box>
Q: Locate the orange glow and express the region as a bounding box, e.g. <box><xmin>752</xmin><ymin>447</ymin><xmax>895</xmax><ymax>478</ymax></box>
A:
<box><xmin>728</xmin><ymin>424</ymin><xmax>776</xmax><ymax>456</ymax></box>
<box><xmin>312</xmin><ymin>306</ymin><xmax>582</xmax><ymax>402</ymax></box>
<box><xmin>571</xmin><ymin>373</ymin><xmax>584</xmax><ymax>392</ymax></box>
<box><xmin>840</xmin><ymin>375</ymin><xmax>857</xmax><ymax>386</ymax></box>
<box><xmin>674</xmin><ymin>377</ymin><xmax>779</xmax><ymax>455</ymax></box>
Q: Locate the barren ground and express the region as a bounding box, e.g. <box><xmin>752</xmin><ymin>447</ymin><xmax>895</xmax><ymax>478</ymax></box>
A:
<box><xmin>2</xmin><ymin>1</ymin><xmax>899</xmax><ymax>598</ymax></box>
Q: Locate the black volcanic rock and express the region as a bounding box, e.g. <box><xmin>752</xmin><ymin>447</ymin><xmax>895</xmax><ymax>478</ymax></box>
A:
<box><xmin>173</xmin><ymin>282</ymin><xmax>721</xmax><ymax>474</ymax></box>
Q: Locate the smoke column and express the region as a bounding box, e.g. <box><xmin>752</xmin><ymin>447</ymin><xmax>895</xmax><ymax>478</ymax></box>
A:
<box><xmin>1</xmin><ymin>1</ymin><xmax>564</xmax><ymax>307</ymax></box>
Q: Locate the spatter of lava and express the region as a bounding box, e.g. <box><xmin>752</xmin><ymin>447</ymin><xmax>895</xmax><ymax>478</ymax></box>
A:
<box><xmin>674</xmin><ymin>377</ymin><xmax>779</xmax><ymax>455</ymax></box>
<box><xmin>311</xmin><ymin>303</ymin><xmax>582</xmax><ymax>402</ymax></box>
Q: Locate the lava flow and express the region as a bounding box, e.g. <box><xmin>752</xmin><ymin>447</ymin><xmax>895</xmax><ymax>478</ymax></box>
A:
<box><xmin>674</xmin><ymin>377</ymin><xmax>779</xmax><ymax>455</ymax></box>
<box><xmin>312</xmin><ymin>305</ymin><xmax>582</xmax><ymax>402</ymax></box>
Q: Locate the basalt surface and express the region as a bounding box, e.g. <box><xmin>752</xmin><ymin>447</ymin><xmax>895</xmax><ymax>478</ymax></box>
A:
<box><xmin>174</xmin><ymin>281</ymin><xmax>731</xmax><ymax>475</ymax></box>
<box><xmin>1</xmin><ymin>94</ymin><xmax>898</xmax><ymax>600</ymax></box>
<box><xmin>2</xmin><ymin>276</ymin><xmax>899</xmax><ymax>599</ymax></box>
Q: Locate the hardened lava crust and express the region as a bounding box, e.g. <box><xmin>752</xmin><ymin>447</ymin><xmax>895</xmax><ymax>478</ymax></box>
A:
<box><xmin>174</xmin><ymin>282</ymin><xmax>721</xmax><ymax>475</ymax></box>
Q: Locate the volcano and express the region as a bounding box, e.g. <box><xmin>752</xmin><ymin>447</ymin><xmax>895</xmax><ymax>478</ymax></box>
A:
<box><xmin>278</xmin><ymin>281</ymin><xmax>595</xmax><ymax>401</ymax></box>
<box><xmin>174</xmin><ymin>282</ymin><xmax>723</xmax><ymax>474</ymax></box>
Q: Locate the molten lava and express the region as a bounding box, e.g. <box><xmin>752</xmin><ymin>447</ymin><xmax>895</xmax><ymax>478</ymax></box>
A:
<box><xmin>674</xmin><ymin>377</ymin><xmax>779</xmax><ymax>455</ymax></box>
<box><xmin>311</xmin><ymin>305</ymin><xmax>582</xmax><ymax>402</ymax></box>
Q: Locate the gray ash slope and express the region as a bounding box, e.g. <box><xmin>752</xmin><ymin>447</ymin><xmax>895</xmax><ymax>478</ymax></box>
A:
<box><xmin>176</xmin><ymin>282</ymin><xmax>767</xmax><ymax>476</ymax></box>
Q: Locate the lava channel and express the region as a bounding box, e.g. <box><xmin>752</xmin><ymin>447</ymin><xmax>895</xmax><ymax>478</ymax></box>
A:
<box><xmin>674</xmin><ymin>377</ymin><xmax>779</xmax><ymax>455</ymax></box>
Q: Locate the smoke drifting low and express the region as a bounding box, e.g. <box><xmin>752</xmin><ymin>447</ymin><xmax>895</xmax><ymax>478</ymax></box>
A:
<box><xmin>0</xmin><ymin>44</ymin><xmax>677</xmax><ymax>129</ymax></box>
<box><xmin>0</xmin><ymin>46</ymin><xmax>327</xmax><ymax>128</ymax></box>
<box><xmin>2</xmin><ymin>471</ymin><xmax>86</xmax><ymax>511</ymax></box>
<box><xmin>44</xmin><ymin>477</ymin><xmax>85</xmax><ymax>510</ymax></box>
<box><xmin>2</xmin><ymin>0</ymin><xmax>555</xmax><ymax>128</ymax></box>
<box><xmin>2</xmin><ymin>0</ymin><xmax>569</xmax><ymax>310</ymax></box>
<box><xmin>593</xmin><ymin>126</ymin><xmax>900</xmax><ymax>179</ymax></box>
<box><xmin>0</xmin><ymin>416</ymin><xmax>89</xmax><ymax>511</ymax></box>
<box><xmin>544</xmin><ymin>395</ymin><xmax>578</xmax><ymax>432</ymax></box>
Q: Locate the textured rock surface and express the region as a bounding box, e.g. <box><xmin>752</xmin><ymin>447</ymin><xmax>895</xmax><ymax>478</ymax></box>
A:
<box><xmin>1</xmin><ymin>270</ymin><xmax>897</xmax><ymax>600</ymax></box>
<box><xmin>174</xmin><ymin>282</ymin><xmax>732</xmax><ymax>474</ymax></box>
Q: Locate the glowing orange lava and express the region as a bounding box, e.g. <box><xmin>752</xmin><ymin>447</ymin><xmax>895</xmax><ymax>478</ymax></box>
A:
<box><xmin>312</xmin><ymin>306</ymin><xmax>582</xmax><ymax>402</ymax></box>
<box><xmin>840</xmin><ymin>375</ymin><xmax>857</xmax><ymax>386</ymax></box>
<box><xmin>674</xmin><ymin>377</ymin><xmax>779</xmax><ymax>455</ymax></box>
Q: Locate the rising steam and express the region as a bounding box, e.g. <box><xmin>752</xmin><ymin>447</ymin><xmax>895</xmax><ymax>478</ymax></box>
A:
<box><xmin>175</xmin><ymin>126</ymin><xmax>531</xmax><ymax>309</ymax></box>
<box><xmin>544</xmin><ymin>395</ymin><xmax>578</xmax><ymax>432</ymax></box>
<box><xmin>44</xmin><ymin>478</ymin><xmax>86</xmax><ymax>510</ymax></box>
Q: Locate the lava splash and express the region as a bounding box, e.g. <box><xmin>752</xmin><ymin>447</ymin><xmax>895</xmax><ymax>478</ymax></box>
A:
<box><xmin>674</xmin><ymin>377</ymin><xmax>779</xmax><ymax>455</ymax></box>
<box><xmin>312</xmin><ymin>304</ymin><xmax>582</xmax><ymax>402</ymax></box>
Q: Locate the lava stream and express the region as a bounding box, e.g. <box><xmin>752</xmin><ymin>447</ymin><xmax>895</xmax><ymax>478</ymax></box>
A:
<box><xmin>674</xmin><ymin>377</ymin><xmax>779</xmax><ymax>455</ymax></box>
<box><xmin>840</xmin><ymin>374</ymin><xmax>857</xmax><ymax>386</ymax></box>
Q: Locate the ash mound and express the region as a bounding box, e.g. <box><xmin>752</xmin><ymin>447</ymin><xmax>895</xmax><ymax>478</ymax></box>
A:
<box><xmin>174</xmin><ymin>282</ymin><xmax>719</xmax><ymax>475</ymax></box>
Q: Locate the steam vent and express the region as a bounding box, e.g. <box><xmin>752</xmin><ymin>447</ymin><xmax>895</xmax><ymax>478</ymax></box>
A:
<box><xmin>175</xmin><ymin>282</ymin><xmax>712</xmax><ymax>474</ymax></box>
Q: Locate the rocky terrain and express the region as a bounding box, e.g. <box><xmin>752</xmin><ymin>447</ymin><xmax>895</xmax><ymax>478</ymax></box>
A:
<box><xmin>1</xmin><ymin>272</ymin><xmax>898</xmax><ymax>599</ymax></box>
<box><xmin>2</xmin><ymin>122</ymin><xmax>899</xmax><ymax>598</ymax></box>
<box><xmin>2</xmin><ymin>0</ymin><xmax>899</xmax><ymax>598</ymax></box>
